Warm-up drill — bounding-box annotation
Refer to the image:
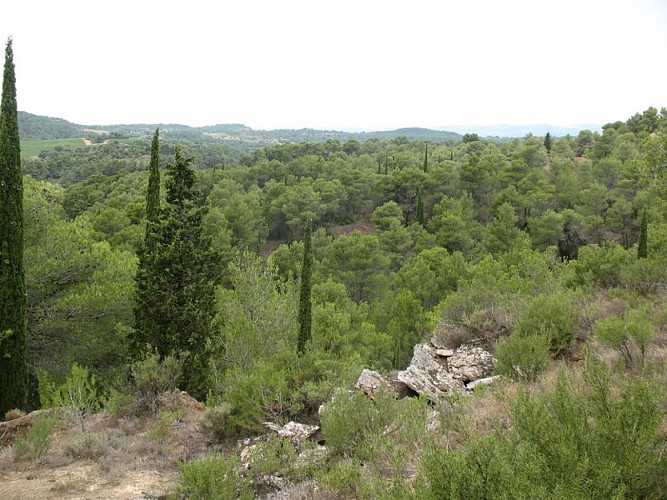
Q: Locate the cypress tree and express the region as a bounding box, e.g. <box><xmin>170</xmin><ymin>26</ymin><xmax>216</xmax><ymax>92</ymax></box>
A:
<box><xmin>297</xmin><ymin>220</ymin><xmax>313</xmax><ymax>354</ymax></box>
<box><xmin>0</xmin><ymin>39</ymin><xmax>28</xmax><ymax>413</ymax></box>
<box><xmin>637</xmin><ymin>209</ymin><xmax>648</xmax><ymax>259</ymax></box>
<box><xmin>416</xmin><ymin>191</ymin><xmax>425</xmax><ymax>226</ymax></box>
<box><xmin>423</xmin><ymin>143</ymin><xmax>428</xmax><ymax>173</ymax></box>
<box><xmin>133</xmin><ymin>147</ymin><xmax>217</xmax><ymax>398</ymax></box>
<box><xmin>145</xmin><ymin>128</ymin><xmax>160</xmax><ymax>233</ymax></box>
<box><xmin>544</xmin><ymin>132</ymin><xmax>553</xmax><ymax>155</ymax></box>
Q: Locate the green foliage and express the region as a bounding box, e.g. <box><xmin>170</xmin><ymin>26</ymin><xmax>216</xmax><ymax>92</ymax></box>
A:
<box><xmin>637</xmin><ymin>208</ymin><xmax>648</xmax><ymax>258</ymax></box>
<box><xmin>0</xmin><ymin>39</ymin><xmax>28</xmax><ymax>414</ymax></box>
<box><xmin>133</xmin><ymin>147</ymin><xmax>218</xmax><ymax>398</ymax></box>
<box><xmin>297</xmin><ymin>220</ymin><xmax>313</xmax><ymax>353</ymax></box>
<box><xmin>198</xmin><ymin>403</ymin><xmax>233</xmax><ymax>443</ymax></box>
<box><xmin>567</xmin><ymin>244</ymin><xmax>632</xmax><ymax>289</ymax></box>
<box><xmin>494</xmin><ymin>333</ymin><xmax>551</xmax><ymax>382</ymax></box>
<box><xmin>320</xmin><ymin>231</ymin><xmax>389</xmax><ymax>302</ymax></box>
<box><xmin>12</xmin><ymin>413</ymin><xmax>57</xmax><ymax>460</ymax></box>
<box><xmin>217</xmin><ymin>364</ymin><xmax>296</xmax><ymax>435</ymax></box>
<box><xmin>112</xmin><ymin>351</ymin><xmax>182</xmax><ymax>417</ymax></box>
<box><xmin>149</xmin><ymin>409</ymin><xmax>182</xmax><ymax>443</ymax></box>
<box><xmin>50</xmin><ymin>363</ymin><xmax>101</xmax><ymax>431</ymax></box>
<box><xmin>595</xmin><ymin>306</ymin><xmax>654</xmax><ymax>370</ymax></box>
<box><xmin>513</xmin><ymin>292</ymin><xmax>580</xmax><ymax>355</ymax></box>
<box><xmin>422</xmin><ymin>365</ymin><xmax>667</xmax><ymax>499</ymax></box>
<box><xmin>320</xmin><ymin>389</ymin><xmax>395</xmax><ymax>458</ymax></box>
<box><xmin>145</xmin><ymin>128</ymin><xmax>160</xmax><ymax>238</ymax></box>
<box><xmin>172</xmin><ymin>452</ymin><xmax>252</xmax><ymax>500</ymax></box>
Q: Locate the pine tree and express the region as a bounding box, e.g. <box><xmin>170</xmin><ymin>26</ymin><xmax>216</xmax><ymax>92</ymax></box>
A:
<box><xmin>0</xmin><ymin>39</ymin><xmax>28</xmax><ymax>413</ymax></box>
<box><xmin>416</xmin><ymin>191</ymin><xmax>425</xmax><ymax>226</ymax></box>
<box><xmin>133</xmin><ymin>147</ymin><xmax>217</xmax><ymax>398</ymax></box>
<box><xmin>637</xmin><ymin>209</ymin><xmax>648</xmax><ymax>259</ymax></box>
<box><xmin>297</xmin><ymin>220</ymin><xmax>313</xmax><ymax>354</ymax></box>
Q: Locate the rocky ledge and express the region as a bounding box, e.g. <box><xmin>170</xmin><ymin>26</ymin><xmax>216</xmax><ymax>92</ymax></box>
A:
<box><xmin>356</xmin><ymin>339</ymin><xmax>499</xmax><ymax>401</ymax></box>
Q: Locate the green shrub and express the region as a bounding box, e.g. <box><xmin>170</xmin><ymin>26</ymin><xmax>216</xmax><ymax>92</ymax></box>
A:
<box><xmin>219</xmin><ymin>364</ymin><xmax>297</xmax><ymax>436</ymax></box>
<box><xmin>315</xmin><ymin>461</ymin><xmax>363</xmax><ymax>498</ymax></box>
<box><xmin>620</xmin><ymin>256</ymin><xmax>667</xmax><ymax>295</ymax></box>
<box><xmin>422</xmin><ymin>365</ymin><xmax>667</xmax><ymax>499</ymax></box>
<box><xmin>567</xmin><ymin>244</ymin><xmax>632</xmax><ymax>289</ymax></box>
<box><xmin>513</xmin><ymin>292</ymin><xmax>579</xmax><ymax>355</ymax></box>
<box><xmin>112</xmin><ymin>352</ymin><xmax>182</xmax><ymax>417</ymax></box>
<box><xmin>12</xmin><ymin>414</ymin><xmax>57</xmax><ymax>460</ymax></box>
<box><xmin>595</xmin><ymin>307</ymin><xmax>654</xmax><ymax>370</ymax></box>
<box><xmin>51</xmin><ymin>363</ymin><xmax>101</xmax><ymax>431</ymax></box>
<box><xmin>171</xmin><ymin>452</ymin><xmax>252</xmax><ymax>500</ymax></box>
<box><xmin>246</xmin><ymin>434</ymin><xmax>298</xmax><ymax>478</ymax></box>
<box><xmin>148</xmin><ymin>410</ymin><xmax>182</xmax><ymax>443</ymax></box>
<box><xmin>494</xmin><ymin>333</ymin><xmax>551</xmax><ymax>382</ymax></box>
<box><xmin>320</xmin><ymin>389</ymin><xmax>395</xmax><ymax>458</ymax></box>
<box><xmin>199</xmin><ymin>403</ymin><xmax>233</xmax><ymax>443</ymax></box>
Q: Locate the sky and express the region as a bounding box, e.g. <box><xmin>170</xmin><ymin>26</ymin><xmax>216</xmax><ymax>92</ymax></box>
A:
<box><xmin>2</xmin><ymin>0</ymin><xmax>667</xmax><ymax>131</ymax></box>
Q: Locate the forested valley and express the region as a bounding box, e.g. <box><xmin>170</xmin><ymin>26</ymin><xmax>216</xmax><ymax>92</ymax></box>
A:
<box><xmin>2</xmin><ymin>47</ymin><xmax>667</xmax><ymax>498</ymax></box>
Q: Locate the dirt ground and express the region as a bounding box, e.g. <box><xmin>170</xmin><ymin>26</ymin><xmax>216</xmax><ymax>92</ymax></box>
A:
<box><xmin>0</xmin><ymin>392</ymin><xmax>208</xmax><ymax>500</ymax></box>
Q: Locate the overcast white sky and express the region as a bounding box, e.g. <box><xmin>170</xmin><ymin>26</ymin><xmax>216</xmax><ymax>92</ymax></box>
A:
<box><xmin>2</xmin><ymin>0</ymin><xmax>667</xmax><ymax>130</ymax></box>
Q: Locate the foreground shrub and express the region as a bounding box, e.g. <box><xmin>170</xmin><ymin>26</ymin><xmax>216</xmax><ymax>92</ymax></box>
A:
<box><xmin>513</xmin><ymin>292</ymin><xmax>580</xmax><ymax>355</ymax></box>
<box><xmin>320</xmin><ymin>389</ymin><xmax>394</xmax><ymax>458</ymax></box>
<box><xmin>12</xmin><ymin>414</ymin><xmax>57</xmax><ymax>460</ymax></box>
<box><xmin>595</xmin><ymin>306</ymin><xmax>654</xmax><ymax>370</ymax></box>
<box><xmin>494</xmin><ymin>333</ymin><xmax>551</xmax><ymax>382</ymax></box>
<box><xmin>171</xmin><ymin>452</ymin><xmax>252</xmax><ymax>500</ymax></box>
<box><xmin>422</xmin><ymin>364</ymin><xmax>667</xmax><ymax>499</ymax></box>
<box><xmin>198</xmin><ymin>403</ymin><xmax>233</xmax><ymax>443</ymax></box>
<box><xmin>111</xmin><ymin>352</ymin><xmax>182</xmax><ymax>417</ymax></box>
<box><xmin>50</xmin><ymin>363</ymin><xmax>101</xmax><ymax>431</ymax></box>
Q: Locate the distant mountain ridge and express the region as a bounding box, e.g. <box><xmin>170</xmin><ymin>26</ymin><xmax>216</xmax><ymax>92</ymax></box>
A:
<box><xmin>441</xmin><ymin>123</ymin><xmax>602</xmax><ymax>137</ymax></box>
<box><xmin>17</xmin><ymin>111</ymin><xmax>600</xmax><ymax>145</ymax></box>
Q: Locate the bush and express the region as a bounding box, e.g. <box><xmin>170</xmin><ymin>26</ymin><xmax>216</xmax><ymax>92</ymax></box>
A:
<box><xmin>595</xmin><ymin>307</ymin><xmax>654</xmax><ymax>370</ymax></box>
<box><xmin>12</xmin><ymin>414</ymin><xmax>57</xmax><ymax>460</ymax></box>
<box><xmin>199</xmin><ymin>403</ymin><xmax>233</xmax><ymax>443</ymax></box>
<box><xmin>320</xmin><ymin>389</ymin><xmax>393</xmax><ymax>458</ymax></box>
<box><xmin>171</xmin><ymin>452</ymin><xmax>252</xmax><ymax>500</ymax></box>
<box><xmin>112</xmin><ymin>352</ymin><xmax>182</xmax><ymax>417</ymax></box>
<box><xmin>218</xmin><ymin>364</ymin><xmax>297</xmax><ymax>436</ymax></box>
<box><xmin>513</xmin><ymin>292</ymin><xmax>579</xmax><ymax>355</ymax></box>
<box><xmin>3</xmin><ymin>409</ymin><xmax>25</xmax><ymax>421</ymax></box>
<box><xmin>422</xmin><ymin>365</ymin><xmax>667</xmax><ymax>499</ymax></box>
<box><xmin>148</xmin><ymin>410</ymin><xmax>182</xmax><ymax>443</ymax></box>
<box><xmin>494</xmin><ymin>333</ymin><xmax>551</xmax><ymax>382</ymax></box>
<box><xmin>51</xmin><ymin>363</ymin><xmax>101</xmax><ymax>431</ymax></box>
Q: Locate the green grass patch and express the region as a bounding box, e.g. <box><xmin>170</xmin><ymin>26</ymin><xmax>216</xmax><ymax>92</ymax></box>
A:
<box><xmin>21</xmin><ymin>138</ymin><xmax>86</xmax><ymax>158</ymax></box>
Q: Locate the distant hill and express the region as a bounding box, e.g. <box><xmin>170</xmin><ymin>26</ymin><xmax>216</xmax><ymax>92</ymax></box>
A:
<box><xmin>441</xmin><ymin>123</ymin><xmax>602</xmax><ymax>138</ymax></box>
<box><xmin>18</xmin><ymin>113</ymin><xmax>463</xmax><ymax>151</ymax></box>
<box><xmin>18</xmin><ymin>111</ymin><xmax>83</xmax><ymax>139</ymax></box>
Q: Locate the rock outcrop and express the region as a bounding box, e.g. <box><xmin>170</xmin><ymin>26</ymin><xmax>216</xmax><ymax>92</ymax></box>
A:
<box><xmin>0</xmin><ymin>410</ymin><xmax>49</xmax><ymax>447</ymax></box>
<box><xmin>355</xmin><ymin>338</ymin><xmax>498</xmax><ymax>402</ymax></box>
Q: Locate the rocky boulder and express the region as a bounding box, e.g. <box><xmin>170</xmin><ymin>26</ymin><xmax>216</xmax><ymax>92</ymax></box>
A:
<box><xmin>355</xmin><ymin>339</ymin><xmax>498</xmax><ymax>402</ymax></box>
<box><xmin>355</xmin><ymin>369</ymin><xmax>412</xmax><ymax>399</ymax></box>
<box><xmin>448</xmin><ymin>345</ymin><xmax>496</xmax><ymax>383</ymax></box>
<box><xmin>397</xmin><ymin>343</ymin><xmax>465</xmax><ymax>401</ymax></box>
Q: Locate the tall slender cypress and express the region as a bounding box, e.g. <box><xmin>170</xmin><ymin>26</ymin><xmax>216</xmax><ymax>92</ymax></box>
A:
<box><xmin>423</xmin><ymin>143</ymin><xmax>428</xmax><ymax>173</ymax></box>
<box><xmin>145</xmin><ymin>128</ymin><xmax>160</xmax><ymax>232</ymax></box>
<box><xmin>416</xmin><ymin>191</ymin><xmax>425</xmax><ymax>226</ymax></box>
<box><xmin>637</xmin><ymin>209</ymin><xmax>648</xmax><ymax>259</ymax></box>
<box><xmin>297</xmin><ymin>220</ymin><xmax>313</xmax><ymax>354</ymax></box>
<box><xmin>0</xmin><ymin>39</ymin><xmax>27</xmax><ymax>413</ymax></box>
